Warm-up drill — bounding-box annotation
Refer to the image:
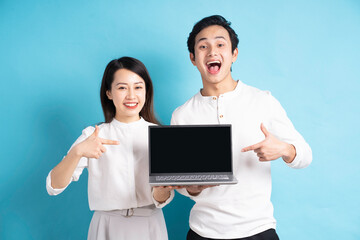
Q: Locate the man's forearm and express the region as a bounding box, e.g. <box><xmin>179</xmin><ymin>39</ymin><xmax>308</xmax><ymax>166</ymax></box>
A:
<box><xmin>282</xmin><ymin>143</ymin><xmax>296</xmax><ymax>163</ymax></box>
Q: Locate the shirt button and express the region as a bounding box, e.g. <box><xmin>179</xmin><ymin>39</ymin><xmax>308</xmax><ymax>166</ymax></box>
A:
<box><xmin>213</xmin><ymin>97</ymin><xmax>217</xmax><ymax>100</ymax></box>
<box><xmin>219</xmin><ymin>115</ymin><xmax>223</xmax><ymax>118</ymax></box>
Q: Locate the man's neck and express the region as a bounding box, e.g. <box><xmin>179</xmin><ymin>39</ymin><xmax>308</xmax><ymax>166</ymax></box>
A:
<box><xmin>201</xmin><ymin>77</ymin><xmax>237</xmax><ymax>97</ymax></box>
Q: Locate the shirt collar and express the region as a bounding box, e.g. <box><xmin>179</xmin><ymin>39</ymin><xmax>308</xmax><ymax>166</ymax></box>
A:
<box><xmin>111</xmin><ymin>117</ymin><xmax>145</xmax><ymax>128</ymax></box>
<box><xmin>195</xmin><ymin>80</ymin><xmax>243</xmax><ymax>103</ymax></box>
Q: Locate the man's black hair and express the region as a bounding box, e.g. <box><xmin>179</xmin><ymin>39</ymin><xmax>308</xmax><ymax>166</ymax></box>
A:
<box><xmin>187</xmin><ymin>15</ymin><xmax>239</xmax><ymax>57</ymax></box>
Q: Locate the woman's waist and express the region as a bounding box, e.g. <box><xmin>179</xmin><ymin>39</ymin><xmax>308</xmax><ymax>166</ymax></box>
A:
<box><xmin>96</xmin><ymin>204</ymin><xmax>159</xmax><ymax>217</ymax></box>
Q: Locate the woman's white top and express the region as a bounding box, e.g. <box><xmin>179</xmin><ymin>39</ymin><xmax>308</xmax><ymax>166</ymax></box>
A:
<box><xmin>46</xmin><ymin>118</ymin><xmax>157</xmax><ymax>211</ymax></box>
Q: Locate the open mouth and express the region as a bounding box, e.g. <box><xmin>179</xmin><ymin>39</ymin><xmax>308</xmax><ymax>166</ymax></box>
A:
<box><xmin>206</xmin><ymin>60</ymin><xmax>221</xmax><ymax>74</ymax></box>
<box><xmin>124</xmin><ymin>103</ymin><xmax>138</xmax><ymax>109</ymax></box>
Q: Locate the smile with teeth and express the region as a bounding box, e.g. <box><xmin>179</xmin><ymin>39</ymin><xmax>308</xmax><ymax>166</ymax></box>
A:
<box><xmin>124</xmin><ymin>103</ymin><xmax>138</xmax><ymax>109</ymax></box>
<box><xmin>206</xmin><ymin>60</ymin><xmax>221</xmax><ymax>74</ymax></box>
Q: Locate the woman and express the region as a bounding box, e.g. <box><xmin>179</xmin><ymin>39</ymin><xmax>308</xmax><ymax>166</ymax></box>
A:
<box><xmin>46</xmin><ymin>57</ymin><xmax>168</xmax><ymax>240</ymax></box>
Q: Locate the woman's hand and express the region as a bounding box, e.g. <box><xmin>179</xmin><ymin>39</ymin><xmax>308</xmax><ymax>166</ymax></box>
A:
<box><xmin>153</xmin><ymin>186</ymin><xmax>185</xmax><ymax>203</ymax></box>
<box><xmin>74</xmin><ymin>125</ymin><xmax>119</xmax><ymax>159</ymax></box>
<box><xmin>50</xmin><ymin>126</ymin><xmax>119</xmax><ymax>189</ymax></box>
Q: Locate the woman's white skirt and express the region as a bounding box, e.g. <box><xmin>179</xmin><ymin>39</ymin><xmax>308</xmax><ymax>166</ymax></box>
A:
<box><xmin>88</xmin><ymin>205</ymin><xmax>168</xmax><ymax>240</ymax></box>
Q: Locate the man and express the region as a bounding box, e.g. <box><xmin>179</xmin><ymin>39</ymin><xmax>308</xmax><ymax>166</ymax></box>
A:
<box><xmin>153</xmin><ymin>15</ymin><xmax>312</xmax><ymax>240</ymax></box>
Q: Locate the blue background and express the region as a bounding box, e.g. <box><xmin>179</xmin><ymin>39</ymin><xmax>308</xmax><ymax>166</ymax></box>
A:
<box><xmin>1</xmin><ymin>0</ymin><xmax>359</xmax><ymax>239</ymax></box>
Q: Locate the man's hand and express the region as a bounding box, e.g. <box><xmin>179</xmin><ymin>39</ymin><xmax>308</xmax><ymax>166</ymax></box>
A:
<box><xmin>185</xmin><ymin>185</ymin><xmax>218</xmax><ymax>196</ymax></box>
<box><xmin>241</xmin><ymin>123</ymin><xmax>296</xmax><ymax>163</ymax></box>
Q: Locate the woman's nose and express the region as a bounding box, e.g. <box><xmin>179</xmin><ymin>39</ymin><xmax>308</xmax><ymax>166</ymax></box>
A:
<box><xmin>126</xmin><ymin>89</ymin><xmax>135</xmax><ymax>99</ymax></box>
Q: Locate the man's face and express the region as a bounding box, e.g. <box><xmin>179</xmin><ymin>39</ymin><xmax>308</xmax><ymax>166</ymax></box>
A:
<box><xmin>190</xmin><ymin>25</ymin><xmax>238</xmax><ymax>86</ymax></box>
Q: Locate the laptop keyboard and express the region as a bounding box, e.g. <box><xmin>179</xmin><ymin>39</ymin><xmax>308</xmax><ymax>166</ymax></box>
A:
<box><xmin>155</xmin><ymin>175</ymin><xmax>229</xmax><ymax>181</ymax></box>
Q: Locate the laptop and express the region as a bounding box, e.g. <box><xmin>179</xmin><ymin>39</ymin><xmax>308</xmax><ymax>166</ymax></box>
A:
<box><xmin>149</xmin><ymin>125</ymin><xmax>238</xmax><ymax>186</ymax></box>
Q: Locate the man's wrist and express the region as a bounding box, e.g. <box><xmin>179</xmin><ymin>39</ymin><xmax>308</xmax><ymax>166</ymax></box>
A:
<box><xmin>283</xmin><ymin>144</ymin><xmax>296</xmax><ymax>163</ymax></box>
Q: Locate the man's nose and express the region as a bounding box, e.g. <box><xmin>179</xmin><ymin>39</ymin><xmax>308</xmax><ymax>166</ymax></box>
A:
<box><xmin>207</xmin><ymin>45</ymin><xmax>218</xmax><ymax>57</ymax></box>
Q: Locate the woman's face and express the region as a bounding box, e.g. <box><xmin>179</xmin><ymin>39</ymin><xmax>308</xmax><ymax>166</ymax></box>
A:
<box><xmin>106</xmin><ymin>69</ymin><xmax>146</xmax><ymax>123</ymax></box>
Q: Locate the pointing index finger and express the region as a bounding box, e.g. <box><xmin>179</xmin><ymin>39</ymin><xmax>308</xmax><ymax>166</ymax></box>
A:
<box><xmin>241</xmin><ymin>141</ymin><xmax>263</xmax><ymax>152</ymax></box>
<box><xmin>100</xmin><ymin>138</ymin><xmax>120</xmax><ymax>145</ymax></box>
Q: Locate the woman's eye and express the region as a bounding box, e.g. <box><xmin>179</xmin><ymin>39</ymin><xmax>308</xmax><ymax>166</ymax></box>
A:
<box><xmin>218</xmin><ymin>43</ymin><xmax>224</xmax><ymax>47</ymax></box>
<box><xmin>119</xmin><ymin>87</ymin><xmax>126</xmax><ymax>90</ymax></box>
<box><xmin>135</xmin><ymin>86</ymin><xmax>143</xmax><ymax>90</ymax></box>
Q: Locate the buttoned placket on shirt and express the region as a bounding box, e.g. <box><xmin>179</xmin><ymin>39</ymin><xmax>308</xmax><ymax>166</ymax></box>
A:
<box><xmin>210</xmin><ymin>94</ymin><xmax>226</xmax><ymax>124</ymax></box>
<box><xmin>218</xmin><ymin>94</ymin><xmax>226</xmax><ymax>123</ymax></box>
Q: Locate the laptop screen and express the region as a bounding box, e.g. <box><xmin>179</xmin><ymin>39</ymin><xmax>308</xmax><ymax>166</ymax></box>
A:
<box><xmin>149</xmin><ymin>125</ymin><xmax>232</xmax><ymax>174</ymax></box>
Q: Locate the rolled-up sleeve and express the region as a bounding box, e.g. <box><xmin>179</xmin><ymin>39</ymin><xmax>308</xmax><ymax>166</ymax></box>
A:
<box><xmin>46</xmin><ymin>170</ymin><xmax>68</xmax><ymax>195</ymax></box>
<box><xmin>152</xmin><ymin>189</ymin><xmax>175</xmax><ymax>208</ymax></box>
<box><xmin>265</xmin><ymin>93</ymin><xmax>312</xmax><ymax>169</ymax></box>
<box><xmin>45</xmin><ymin>127</ymin><xmax>92</xmax><ymax>195</ymax></box>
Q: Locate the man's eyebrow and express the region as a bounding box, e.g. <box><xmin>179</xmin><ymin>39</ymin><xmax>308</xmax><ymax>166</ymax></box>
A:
<box><xmin>197</xmin><ymin>37</ymin><xmax>208</xmax><ymax>43</ymax></box>
<box><xmin>197</xmin><ymin>36</ymin><xmax>226</xmax><ymax>43</ymax></box>
<box><xmin>215</xmin><ymin>36</ymin><xmax>226</xmax><ymax>40</ymax></box>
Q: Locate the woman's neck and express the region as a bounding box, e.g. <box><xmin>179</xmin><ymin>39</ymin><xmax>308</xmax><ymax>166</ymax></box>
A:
<box><xmin>114</xmin><ymin>114</ymin><xmax>141</xmax><ymax>123</ymax></box>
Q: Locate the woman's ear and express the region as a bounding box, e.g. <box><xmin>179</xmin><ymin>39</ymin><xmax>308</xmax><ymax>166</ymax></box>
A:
<box><xmin>106</xmin><ymin>90</ymin><xmax>112</xmax><ymax>100</ymax></box>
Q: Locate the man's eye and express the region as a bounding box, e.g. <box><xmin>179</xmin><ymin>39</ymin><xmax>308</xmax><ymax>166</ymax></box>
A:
<box><xmin>218</xmin><ymin>44</ymin><xmax>224</xmax><ymax>47</ymax></box>
<box><xmin>199</xmin><ymin>45</ymin><xmax>206</xmax><ymax>49</ymax></box>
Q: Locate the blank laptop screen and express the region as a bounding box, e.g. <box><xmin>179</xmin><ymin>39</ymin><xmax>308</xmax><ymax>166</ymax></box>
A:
<box><xmin>149</xmin><ymin>125</ymin><xmax>232</xmax><ymax>174</ymax></box>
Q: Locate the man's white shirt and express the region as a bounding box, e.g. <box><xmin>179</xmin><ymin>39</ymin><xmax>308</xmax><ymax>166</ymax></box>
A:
<box><xmin>163</xmin><ymin>80</ymin><xmax>312</xmax><ymax>238</ymax></box>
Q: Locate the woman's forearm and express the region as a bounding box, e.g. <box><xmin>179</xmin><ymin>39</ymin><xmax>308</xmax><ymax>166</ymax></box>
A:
<box><xmin>50</xmin><ymin>147</ymin><xmax>82</xmax><ymax>189</ymax></box>
<box><xmin>153</xmin><ymin>187</ymin><xmax>171</xmax><ymax>203</ymax></box>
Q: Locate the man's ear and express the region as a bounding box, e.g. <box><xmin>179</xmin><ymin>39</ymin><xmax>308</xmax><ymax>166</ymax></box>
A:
<box><xmin>190</xmin><ymin>52</ymin><xmax>196</xmax><ymax>66</ymax></box>
<box><xmin>232</xmin><ymin>48</ymin><xmax>239</xmax><ymax>63</ymax></box>
<box><xmin>106</xmin><ymin>90</ymin><xmax>112</xmax><ymax>100</ymax></box>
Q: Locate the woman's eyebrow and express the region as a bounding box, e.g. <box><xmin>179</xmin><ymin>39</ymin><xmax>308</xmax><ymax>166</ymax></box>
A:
<box><xmin>115</xmin><ymin>82</ymin><xmax>128</xmax><ymax>86</ymax></box>
<box><xmin>115</xmin><ymin>82</ymin><xmax>144</xmax><ymax>86</ymax></box>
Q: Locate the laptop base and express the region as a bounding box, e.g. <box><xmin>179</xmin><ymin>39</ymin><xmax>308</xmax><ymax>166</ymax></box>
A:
<box><xmin>149</xmin><ymin>175</ymin><xmax>238</xmax><ymax>186</ymax></box>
